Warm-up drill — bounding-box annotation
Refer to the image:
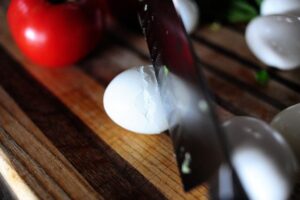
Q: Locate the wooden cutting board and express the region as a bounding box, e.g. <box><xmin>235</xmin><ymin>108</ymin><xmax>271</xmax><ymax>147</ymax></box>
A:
<box><xmin>1</xmin><ymin>8</ymin><xmax>300</xmax><ymax>200</ymax></box>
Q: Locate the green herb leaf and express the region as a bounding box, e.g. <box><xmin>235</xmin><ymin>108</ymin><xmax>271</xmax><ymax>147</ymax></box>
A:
<box><xmin>255</xmin><ymin>69</ymin><xmax>270</xmax><ymax>86</ymax></box>
<box><xmin>255</xmin><ymin>0</ymin><xmax>263</xmax><ymax>6</ymax></box>
<box><xmin>226</xmin><ymin>0</ymin><xmax>258</xmax><ymax>23</ymax></box>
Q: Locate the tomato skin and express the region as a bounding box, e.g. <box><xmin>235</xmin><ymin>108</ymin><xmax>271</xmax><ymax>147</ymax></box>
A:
<box><xmin>7</xmin><ymin>0</ymin><xmax>105</xmax><ymax>68</ymax></box>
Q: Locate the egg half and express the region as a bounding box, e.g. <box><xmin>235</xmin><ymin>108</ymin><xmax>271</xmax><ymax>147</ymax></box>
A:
<box><xmin>103</xmin><ymin>65</ymin><xmax>168</xmax><ymax>134</ymax></box>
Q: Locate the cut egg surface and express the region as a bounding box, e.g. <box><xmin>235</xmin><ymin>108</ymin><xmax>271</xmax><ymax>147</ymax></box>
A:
<box><xmin>103</xmin><ymin>65</ymin><xmax>168</xmax><ymax>134</ymax></box>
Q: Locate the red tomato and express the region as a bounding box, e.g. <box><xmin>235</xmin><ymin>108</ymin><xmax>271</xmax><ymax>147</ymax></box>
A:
<box><xmin>7</xmin><ymin>0</ymin><xmax>105</xmax><ymax>68</ymax></box>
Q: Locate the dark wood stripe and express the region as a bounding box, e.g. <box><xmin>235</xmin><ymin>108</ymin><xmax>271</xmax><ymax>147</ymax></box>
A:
<box><xmin>0</xmin><ymin>126</ymin><xmax>59</xmax><ymax>199</ymax></box>
<box><xmin>200</xmin><ymin>61</ymin><xmax>286</xmax><ymax>110</ymax></box>
<box><xmin>212</xmin><ymin>94</ymin><xmax>249</xmax><ymax>116</ymax></box>
<box><xmin>0</xmin><ymin>46</ymin><xmax>167</xmax><ymax>200</ymax></box>
<box><xmin>193</xmin><ymin>35</ymin><xmax>300</xmax><ymax>93</ymax></box>
<box><xmin>226</xmin><ymin>24</ymin><xmax>246</xmax><ymax>34</ymax></box>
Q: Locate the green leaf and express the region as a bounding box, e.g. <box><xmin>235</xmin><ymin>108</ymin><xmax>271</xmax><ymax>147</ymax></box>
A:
<box><xmin>226</xmin><ymin>0</ymin><xmax>258</xmax><ymax>23</ymax></box>
<box><xmin>255</xmin><ymin>0</ymin><xmax>263</xmax><ymax>6</ymax></box>
<box><xmin>255</xmin><ymin>69</ymin><xmax>270</xmax><ymax>86</ymax></box>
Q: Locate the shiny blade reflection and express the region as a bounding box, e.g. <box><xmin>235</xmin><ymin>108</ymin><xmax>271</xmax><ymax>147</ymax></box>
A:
<box><xmin>138</xmin><ymin>0</ymin><xmax>226</xmax><ymax>191</ymax></box>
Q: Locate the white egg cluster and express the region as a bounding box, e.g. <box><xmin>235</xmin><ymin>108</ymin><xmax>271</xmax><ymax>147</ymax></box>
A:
<box><xmin>246</xmin><ymin>0</ymin><xmax>300</xmax><ymax>70</ymax></box>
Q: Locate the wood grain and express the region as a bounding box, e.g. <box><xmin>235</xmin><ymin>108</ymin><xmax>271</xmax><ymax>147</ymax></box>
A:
<box><xmin>0</xmin><ymin>86</ymin><xmax>102</xmax><ymax>199</ymax></box>
<box><xmin>0</xmin><ymin>140</ymin><xmax>38</xmax><ymax>200</ymax></box>
<box><xmin>0</xmin><ymin>46</ymin><xmax>168</xmax><ymax>199</ymax></box>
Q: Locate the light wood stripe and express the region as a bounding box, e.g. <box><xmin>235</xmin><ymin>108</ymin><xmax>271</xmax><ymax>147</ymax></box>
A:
<box><xmin>0</xmin><ymin>141</ymin><xmax>38</xmax><ymax>200</ymax></box>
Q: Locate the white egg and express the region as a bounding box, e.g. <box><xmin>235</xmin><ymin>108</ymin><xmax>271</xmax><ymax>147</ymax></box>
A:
<box><xmin>173</xmin><ymin>0</ymin><xmax>199</xmax><ymax>34</ymax></box>
<box><xmin>246</xmin><ymin>14</ymin><xmax>300</xmax><ymax>70</ymax></box>
<box><xmin>233</xmin><ymin>148</ymin><xmax>289</xmax><ymax>200</ymax></box>
<box><xmin>103</xmin><ymin>65</ymin><xmax>168</xmax><ymax>134</ymax></box>
<box><xmin>271</xmin><ymin>103</ymin><xmax>300</xmax><ymax>162</ymax></box>
<box><xmin>223</xmin><ymin>117</ymin><xmax>298</xmax><ymax>200</ymax></box>
<box><xmin>261</xmin><ymin>0</ymin><xmax>300</xmax><ymax>16</ymax></box>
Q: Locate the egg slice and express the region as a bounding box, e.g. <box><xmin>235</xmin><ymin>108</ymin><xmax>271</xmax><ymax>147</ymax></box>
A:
<box><xmin>246</xmin><ymin>14</ymin><xmax>300</xmax><ymax>70</ymax></box>
<box><xmin>271</xmin><ymin>103</ymin><xmax>300</xmax><ymax>162</ymax></box>
<box><xmin>103</xmin><ymin>65</ymin><xmax>168</xmax><ymax>134</ymax></box>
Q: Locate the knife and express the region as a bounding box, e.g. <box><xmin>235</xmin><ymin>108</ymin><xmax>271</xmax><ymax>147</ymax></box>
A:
<box><xmin>137</xmin><ymin>0</ymin><xmax>228</xmax><ymax>191</ymax></box>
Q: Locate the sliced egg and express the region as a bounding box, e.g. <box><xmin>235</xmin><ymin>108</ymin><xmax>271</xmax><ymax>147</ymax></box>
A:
<box><xmin>103</xmin><ymin>65</ymin><xmax>168</xmax><ymax>134</ymax></box>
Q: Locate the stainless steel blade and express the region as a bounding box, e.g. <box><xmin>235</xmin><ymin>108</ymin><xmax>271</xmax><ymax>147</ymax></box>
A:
<box><xmin>137</xmin><ymin>0</ymin><xmax>226</xmax><ymax>191</ymax></box>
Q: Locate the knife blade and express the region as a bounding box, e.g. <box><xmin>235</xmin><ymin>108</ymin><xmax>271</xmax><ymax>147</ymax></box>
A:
<box><xmin>137</xmin><ymin>0</ymin><xmax>227</xmax><ymax>191</ymax></box>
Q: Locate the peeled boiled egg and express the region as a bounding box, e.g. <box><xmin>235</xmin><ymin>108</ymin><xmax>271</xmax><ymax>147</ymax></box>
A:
<box><xmin>261</xmin><ymin>0</ymin><xmax>300</xmax><ymax>16</ymax></box>
<box><xmin>103</xmin><ymin>65</ymin><xmax>168</xmax><ymax>134</ymax></box>
<box><xmin>246</xmin><ymin>14</ymin><xmax>300</xmax><ymax>70</ymax></box>
<box><xmin>223</xmin><ymin>117</ymin><xmax>298</xmax><ymax>200</ymax></box>
<box><xmin>271</xmin><ymin>103</ymin><xmax>300</xmax><ymax>162</ymax></box>
<box><xmin>173</xmin><ymin>0</ymin><xmax>199</xmax><ymax>34</ymax></box>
